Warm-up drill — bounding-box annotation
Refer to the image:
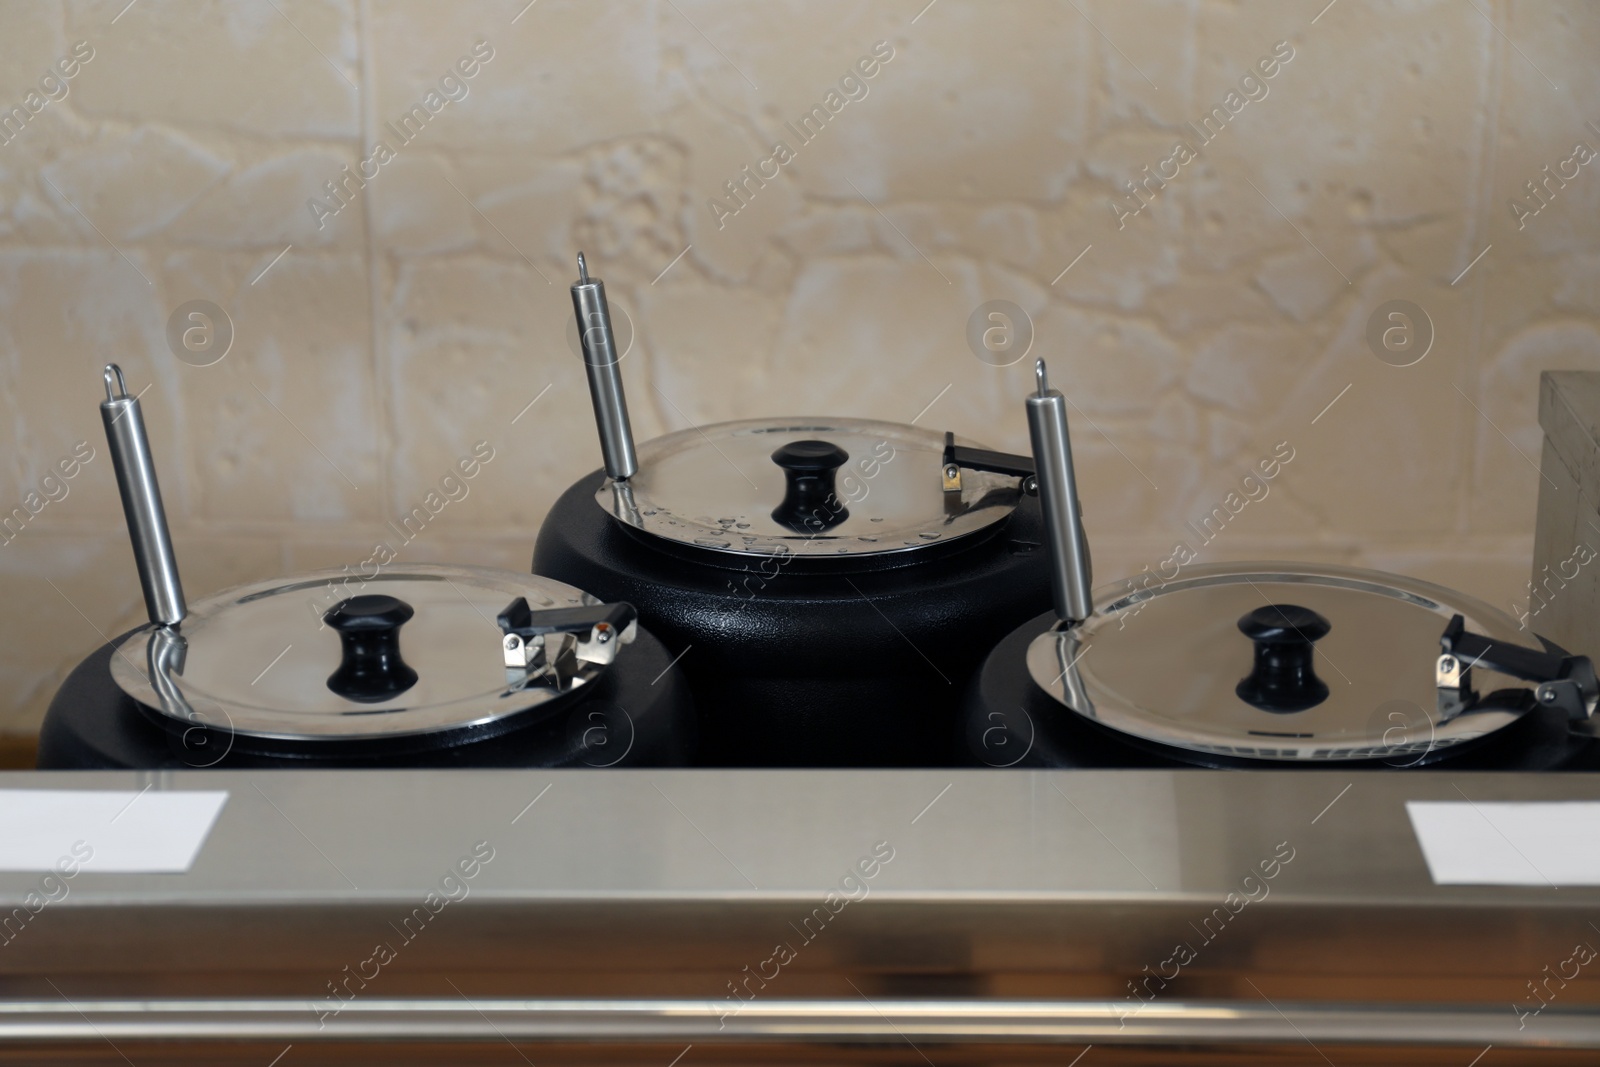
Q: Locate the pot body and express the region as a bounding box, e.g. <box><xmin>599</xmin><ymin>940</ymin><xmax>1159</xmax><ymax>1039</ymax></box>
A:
<box><xmin>963</xmin><ymin>610</ymin><xmax>1600</xmax><ymax>771</ymax></box>
<box><xmin>535</xmin><ymin>469</ymin><xmax>1054</xmax><ymax>767</ymax></box>
<box><xmin>38</xmin><ymin>625</ymin><xmax>696</xmax><ymax>770</ymax></box>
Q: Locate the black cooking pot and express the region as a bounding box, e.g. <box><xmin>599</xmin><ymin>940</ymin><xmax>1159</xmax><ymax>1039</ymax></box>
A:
<box><xmin>534</xmin><ymin>419</ymin><xmax>1053</xmax><ymax>767</ymax></box>
<box><xmin>38</xmin><ymin>565</ymin><xmax>696</xmax><ymax>771</ymax></box>
<box><xmin>963</xmin><ymin>569</ymin><xmax>1600</xmax><ymax>772</ymax></box>
<box><xmin>943</xmin><ymin>358</ymin><xmax>1600</xmax><ymax>772</ymax></box>
<box><xmin>41</xmin><ymin>629</ymin><xmax>693</xmax><ymax>771</ymax></box>
<box><xmin>545</xmin><ymin>256</ymin><xmax>1054</xmax><ymax>767</ymax></box>
<box><xmin>44</xmin><ymin>364</ymin><xmax>695</xmax><ymax>771</ymax></box>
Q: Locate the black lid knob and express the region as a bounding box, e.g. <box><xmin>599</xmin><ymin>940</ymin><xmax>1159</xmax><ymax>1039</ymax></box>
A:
<box><xmin>771</xmin><ymin>439</ymin><xmax>850</xmax><ymax>533</ymax></box>
<box><xmin>325</xmin><ymin>594</ymin><xmax>414</xmax><ymax>633</ymax></box>
<box><xmin>1235</xmin><ymin>604</ymin><xmax>1330</xmax><ymax>713</ymax></box>
<box><xmin>1237</xmin><ymin>603</ymin><xmax>1331</xmax><ymax>644</ymax></box>
<box><xmin>324</xmin><ymin>595</ymin><xmax>419</xmax><ymax>704</ymax></box>
<box><xmin>772</xmin><ymin>439</ymin><xmax>849</xmax><ymax>472</ymax></box>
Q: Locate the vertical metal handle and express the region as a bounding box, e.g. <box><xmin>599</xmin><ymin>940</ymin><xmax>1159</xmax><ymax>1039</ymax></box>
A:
<box><xmin>571</xmin><ymin>252</ymin><xmax>638</xmax><ymax>482</ymax></box>
<box><xmin>100</xmin><ymin>364</ymin><xmax>187</xmax><ymax>627</ymax></box>
<box><xmin>1025</xmin><ymin>359</ymin><xmax>1094</xmax><ymax>626</ymax></box>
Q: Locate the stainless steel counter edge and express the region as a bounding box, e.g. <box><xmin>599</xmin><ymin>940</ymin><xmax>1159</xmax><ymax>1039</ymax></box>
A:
<box><xmin>5</xmin><ymin>769</ymin><xmax>1600</xmax><ymax>1051</ymax></box>
<box><xmin>3</xmin><ymin>768</ymin><xmax>1600</xmax><ymax>903</ymax></box>
<box><xmin>0</xmin><ymin>998</ymin><xmax>1596</xmax><ymax>1047</ymax></box>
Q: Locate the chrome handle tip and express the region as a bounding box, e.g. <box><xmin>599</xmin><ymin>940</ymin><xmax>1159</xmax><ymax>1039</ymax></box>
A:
<box><xmin>1035</xmin><ymin>358</ymin><xmax>1048</xmax><ymax>398</ymax></box>
<box><xmin>576</xmin><ymin>251</ymin><xmax>588</xmax><ymax>284</ymax></box>
<box><xmin>104</xmin><ymin>364</ymin><xmax>128</xmax><ymax>402</ymax></box>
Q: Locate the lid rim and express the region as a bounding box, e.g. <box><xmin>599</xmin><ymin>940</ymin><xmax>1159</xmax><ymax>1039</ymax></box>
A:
<box><xmin>602</xmin><ymin>417</ymin><xmax>1024</xmax><ymax>558</ymax></box>
<box><xmin>109</xmin><ymin>564</ymin><xmax>615</xmax><ymax>742</ymax></box>
<box><xmin>1029</xmin><ymin>561</ymin><xmax>1534</xmax><ymax>762</ymax></box>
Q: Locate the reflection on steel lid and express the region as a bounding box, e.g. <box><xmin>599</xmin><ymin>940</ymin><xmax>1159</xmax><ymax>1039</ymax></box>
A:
<box><xmin>600</xmin><ymin>417</ymin><xmax>1023</xmax><ymax>558</ymax></box>
<box><xmin>110</xmin><ymin>565</ymin><xmax>614</xmax><ymax>742</ymax></box>
<box><xmin>1026</xmin><ymin>561</ymin><xmax>1536</xmax><ymax>762</ymax></box>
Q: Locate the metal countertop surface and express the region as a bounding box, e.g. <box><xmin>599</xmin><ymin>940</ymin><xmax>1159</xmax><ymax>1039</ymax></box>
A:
<box><xmin>3</xmin><ymin>769</ymin><xmax>1599</xmax><ymax>1057</ymax></box>
<box><xmin>0</xmin><ymin>768</ymin><xmax>1596</xmax><ymax>905</ymax></box>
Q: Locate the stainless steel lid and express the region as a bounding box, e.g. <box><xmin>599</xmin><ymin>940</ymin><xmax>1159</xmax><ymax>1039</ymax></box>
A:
<box><xmin>600</xmin><ymin>417</ymin><xmax>1022</xmax><ymax>558</ymax></box>
<box><xmin>1027</xmin><ymin>561</ymin><xmax>1534</xmax><ymax>762</ymax></box>
<box><xmin>110</xmin><ymin>565</ymin><xmax>624</xmax><ymax>742</ymax></box>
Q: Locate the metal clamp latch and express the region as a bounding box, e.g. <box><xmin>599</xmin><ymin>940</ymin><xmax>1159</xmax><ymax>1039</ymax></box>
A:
<box><xmin>1437</xmin><ymin>613</ymin><xmax>1599</xmax><ymax>728</ymax></box>
<box><xmin>498</xmin><ymin>598</ymin><xmax>638</xmax><ymax>676</ymax></box>
<box><xmin>940</xmin><ymin>432</ymin><xmax>1038</xmax><ymax>495</ymax></box>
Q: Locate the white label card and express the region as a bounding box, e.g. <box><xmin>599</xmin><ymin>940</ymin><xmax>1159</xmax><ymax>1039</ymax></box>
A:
<box><xmin>1406</xmin><ymin>800</ymin><xmax>1600</xmax><ymax>887</ymax></box>
<box><xmin>0</xmin><ymin>790</ymin><xmax>229</xmax><ymax>874</ymax></box>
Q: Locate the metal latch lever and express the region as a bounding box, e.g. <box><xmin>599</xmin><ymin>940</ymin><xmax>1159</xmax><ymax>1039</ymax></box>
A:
<box><xmin>1437</xmin><ymin>613</ymin><xmax>1599</xmax><ymax>726</ymax></box>
<box><xmin>498</xmin><ymin>598</ymin><xmax>638</xmax><ymax>672</ymax></box>
<box><xmin>940</xmin><ymin>431</ymin><xmax>1038</xmax><ymax>494</ymax></box>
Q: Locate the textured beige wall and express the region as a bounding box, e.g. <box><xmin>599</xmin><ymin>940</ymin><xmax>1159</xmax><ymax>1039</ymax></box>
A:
<box><xmin>2</xmin><ymin>0</ymin><xmax>1598</xmax><ymax>737</ymax></box>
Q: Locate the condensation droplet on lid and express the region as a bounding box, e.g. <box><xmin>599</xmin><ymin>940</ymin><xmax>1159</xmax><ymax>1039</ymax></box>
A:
<box><xmin>693</xmin><ymin>538</ymin><xmax>732</xmax><ymax>548</ymax></box>
<box><xmin>735</xmin><ymin>522</ymin><xmax>750</xmax><ymax>529</ymax></box>
<box><xmin>918</xmin><ymin>531</ymin><xmax>941</xmax><ymax>540</ymax></box>
<box><xmin>870</xmin><ymin>517</ymin><xmax>884</xmax><ymax>522</ymax></box>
